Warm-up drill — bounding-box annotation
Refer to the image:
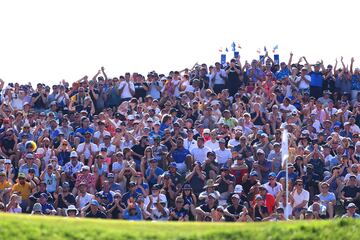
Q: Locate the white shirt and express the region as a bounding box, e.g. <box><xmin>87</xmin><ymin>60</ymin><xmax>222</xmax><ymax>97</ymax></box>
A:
<box><xmin>227</xmin><ymin>139</ymin><xmax>240</xmax><ymax>148</ymax></box>
<box><xmin>183</xmin><ymin>138</ymin><xmax>197</xmax><ymax>152</ymax></box>
<box><xmin>76</xmin><ymin>193</ymin><xmax>93</xmax><ymax>208</ymax></box>
<box><xmin>214</xmin><ymin>148</ymin><xmax>232</xmax><ymax>165</ymax></box>
<box><xmin>76</xmin><ymin>142</ymin><xmax>99</xmax><ymax>159</ymax></box>
<box><xmin>190</xmin><ymin>146</ymin><xmax>211</xmax><ymax>164</ymax></box>
<box><xmin>118</xmin><ymin>81</ymin><xmax>135</xmax><ymax>99</ymax></box>
<box><xmin>93</xmin><ymin>130</ymin><xmax>111</xmax><ymax>144</ymax></box>
<box><xmin>350</xmin><ymin>124</ymin><xmax>360</xmax><ymax>134</ymax></box>
<box><xmin>263</xmin><ymin>182</ymin><xmax>283</xmax><ymax>197</ymax></box>
<box><xmin>292</xmin><ymin>189</ymin><xmax>310</xmax><ymax>208</ymax></box>
<box><xmin>63</xmin><ymin>161</ymin><xmax>84</xmax><ymax>175</ymax></box>
<box><xmin>211</xmin><ymin>69</ymin><xmax>227</xmax><ymax>85</ymax></box>
<box><xmin>295</xmin><ymin>75</ymin><xmax>311</xmax><ymax>89</ymax></box>
<box><xmin>98</xmin><ymin>143</ymin><xmax>117</xmax><ymax>156</ymax></box>
<box><xmin>205</xmin><ymin>140</ymin><xmax>219</xmax><ymax>151</ymax></box>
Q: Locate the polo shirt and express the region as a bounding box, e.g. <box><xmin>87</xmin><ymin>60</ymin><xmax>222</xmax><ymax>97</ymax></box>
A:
<box><xmin>292</xmin><ymin>189</ymin><xmax>310</xmax><ymax>208</ymax></box>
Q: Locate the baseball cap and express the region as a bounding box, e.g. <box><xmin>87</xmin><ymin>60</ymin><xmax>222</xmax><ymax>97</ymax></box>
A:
<box><xmin>90</xmin><ymin>200</ymin><xmax>99</xmax><ymax>207</ymax></box>
<box><xmin>347</xmin><ymin>203</ymin><xmax>357</xmax><ymax>209</ymax></box>
<box><xmin>169</xmin><ymin>162</ymin><xmax>177</xmax><ymax>168</ymax></box>
<box><xmin>256</xmin><ymin>149</ymin><xmax>265</xmax><ymax>154</ymax></box>
<box><xmin>208</xmin><ymin>193</ymin><xmax>217</xmax><ymax>199</ymax></box>
<box><xmin>26</xmin><ymin>153</ymin><xmax>34</xmax><ymax>159</ymax></box>
<box><xmin>269</xmin><ymin>172</ymin><xmax>276</xmax><ymax>178</ymax></box>
<box><xmin>70</xmin><ymin>151</ymin><xmax>78</xmax><ymax>158</ymax></box>
<box><xmin>234</xmin><ymin>185</ymin><xmax>243</xmax><ymax>194</ymax></box>
<box><xmin>250</xmin><ymin>171</ymin><xmax>258</xmax><ymax>177</ymax></box>
<box><xmin>0</xmin><ymin>171</ymin><xmax>6</xmax><ymax>176</ymax></box>
<box><xmin>32</xmin><ymin>203</ymin><xmax>42</xmax><ymax>212</ymax></box>
<box><xmin>203</xmin><ymin>129</ymin><xmax>210</xmax><ymax>134</ymax></box>
<box><xmin>18</xmin><ymin>173</ymin><xmax>26</xmax><ymax>178</ymax></box>
<box><xmin>231</xmin><ymin>194</ymin><xmax>240</xmax><ymax>199</ymax></box>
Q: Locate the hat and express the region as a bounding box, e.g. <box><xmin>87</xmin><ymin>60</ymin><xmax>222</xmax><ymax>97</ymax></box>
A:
<box><xmin>261</xmin><ymin>133</ymin><xmax>268</xmax><ymax>138</ymax></box>
<box><xmin>287</xmin><ymin>163</ymin><xmax>294</xmax><ymax>168</ymax></box>
<box><xmin>32</xmin><ymin>203</ymin><xmax>42</xmax><ymax>212</ymax></box>
<box><xmin>208</xmin><ymin>192</ymin><xmax>217</xmax><ymax>199</ymax></box>
<box><xmin>231</xmin><ymin>194</ymin><xmax>240</xmax><ymax>199</ymax></box>
<box><xmin>203</xmin><ymin>129</ymin><xmax>210</xmax><ymax>134</ymax></box>
<box><xmin>152</xmin><ymin>184</ymin><xmax>161</xmax><ymax>190</ymax></box>
<box><xmin>269</xmin><ymin>172</ymin><xmax>276</xmax><ymax>178</ymax></box>
<box><xmin>40</xmin><ymin>193</ymin><xmax>48</xmax><ymax>199</ymax></box>
<box><xmin>127</xmin><ymin>115</ymin><xmax>135</xmax><ymax>120</ymax></box>
<box><xmin>129</xmin><ymin>181</ymin><xmax>137</xmax><ymax>187</ymax></box>
<box><xmin>0</xmin><ymin>171</ymin><xmax>6</xmax><ymax>176</ymax></box>
<box><xmin>107</xmin><ymin>173</ymin><xmax>115</xmax><ymax>178</ymax></box>
<box><xmin>154</xmin><ymin>121</ymin><xmax>161</xmax><ymax>125</ymax></box>
<box><xmin>79</xmin><ymin>181</ymin><xmax>87</xmax><ymax>186</ymax></box>
<box><xmin>183</xmin><ymin>184</ymin><xmax>192</xmax><ymax>190</ymax></box>
<box><xmin>250</xmin><ymin>171</ymin><xmax>258</xmax><ymax>177</ymax></box>
<box><xmin>220</xmin><ymin>165</ymin><xmax>229</xmax><ymax>171</ymax></box>
<box><xmin>256</xmin><ymin>149</ymin><xmax>265</xmax><ymax>154</ymax></box>
<box><xmin>255</xmin><ymin>195</ymin><xmax>263</xmax><ymax>200</ymax></box>
<box><xmin>81</xmin><ymin>165</ymin><xmax>90</xmax><ymax>171</ymax></box>
<box><xmin>5</xmin><ymin>159</ymin><xmax>11</xmax><ymax>164</ymax></box>
<box><xmin>18</xmin><ymin>173</ymin><xmax>26</xmax><ymax>178</ymax></box>
<box><xmin>70</xmin><ymin>151</ymin><xmax>78</xmax><ymax>158</ymax></box>
<box><xmin>234</xmin><ymin>185</ymin><xmax>243</xmax><ymax>194</ymax></box>
<box><xmin>203</xmin><ymin>179</ymin><xmax>219</xmax><ymax>189</ymax></box>
<box><xmin>62</xmin><ymin>182</ymin><xmax>70</xmax><ymax>188</ymax></box>
<box><xmin>90</xmin><ymin>200</ymin><xmax>99</xmax><ymax>207</ymax></box>
<box><xmin>347</xmin><ymin>203</ymin><xmax>357</xmax><ymax>209</ymax></box>
<box><xmin>26</xmin><ymin>153</ymin><xmax>34</xmax><ymax>159</ymax></box>
<box><xmin>219</xmin><ymin>138</ymin><xmax>226</xmax><ymax>143</ymax></box>
<box><xmin>169</xmin><ymin>162</ymin><xmax>177</xmax><ymax>168</ymax></box>
<box><xmin>65</xmin><ymin>205</ymin><xmax>79</xmax><ymax>216</ymax></box>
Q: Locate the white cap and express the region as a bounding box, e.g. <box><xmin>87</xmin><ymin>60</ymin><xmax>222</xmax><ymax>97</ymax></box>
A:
<box><xmin>203</xmin><ymin>128</ymin><xmax>210</xmax><ymax>134</ymax></box>
<box><xmin>4</xmin><ymin>159</ymin><xmax>11</xmax><ymax>164</ymax></box>
<box><xmin>234</xmin><ymin>185</ymin><xmax>243</xmax><ymax>194</ymax></box>
<box><xmin>127</xmin><ymin>115</ymin><xmax>135</xmax><ymax>120</ymax></box>
<box><xmin>70</xmin><ymin>151</ymin><xmax>78</xmax><ymax>158</ymax></box>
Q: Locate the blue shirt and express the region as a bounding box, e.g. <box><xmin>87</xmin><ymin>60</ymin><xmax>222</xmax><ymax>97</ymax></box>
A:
<box><xmin>275</xmin><ymin>67</ymin><xmax>291</xmax><ymax>80</ymax></box>
<box><xmin>145</xmin><ymin>167</ymin><xmax>164</xmax><ymax>185</ymax></box>
<box><xmin>276</xmin><ymin>171</ymin><xmax>298</xmax><ymax>183</ymax></box>
<box><xmin>309</xmin><ymin>71</ymin><xmax>324</xmax><ymax>87</ymax></box>
<box><xmin>172</xmin><ymin>148</ymin><xmax>190</xmax><ymax>164</ymax></box>
<box><xmin>351</xmin><ymin>74</ymin><xmax>360</xmax><ymax>90</ymax></box>
<box><xmin>75</xmin><ymin>127</ymin><xmax>95</xmax><ymax>143</ymax></box>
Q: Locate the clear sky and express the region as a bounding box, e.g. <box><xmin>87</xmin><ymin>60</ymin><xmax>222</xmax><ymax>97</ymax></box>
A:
<box><xmin>0</xmin><ymin>0</ymin><xmax>359</xmax><ymax>85</ymax></box>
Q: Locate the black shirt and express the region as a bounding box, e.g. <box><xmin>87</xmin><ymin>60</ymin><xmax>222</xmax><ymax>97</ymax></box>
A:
<box><xmin>225</xmin><ymin>204</ymin><xmax>244</xmax><ymax>222</ymax></box>
<box><xmin>134</xmin><ymin>82</ymin><xmax>148</xmax><ymax>99</ymax></box>
<box><xmin>32</xmin><ymin>92</ymin><xmax>47</xmax><ymax>109</ymax></box>
<box><xmin>341</xmin><ymin>186</ymin><xmax>359</xmax><ymax>198</ymax></box>
<box><xmin>57</xmin><ymin>193</ymin><xmax>76</xmax><ymax>208</ymax></box>
<box><xmin>107</xmin><ymin>202</ymin><xmax>126</xmax><ymax>219</ymax></box>
<box><xmin>85</xmin><ymin>210</ymin><xmax>107</xmax><ymax>219</ymax></box>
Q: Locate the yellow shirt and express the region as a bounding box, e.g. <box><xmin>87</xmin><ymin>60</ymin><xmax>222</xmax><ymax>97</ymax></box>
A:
<box><xmin>0</xmin><ymin>181</ymin><xmax>11</xmax><ymax>191</ymax></box>
<box><xmin>12</xmin><ymin>182</ymin><xmax>33</xmax><ymax>200</ymax></box>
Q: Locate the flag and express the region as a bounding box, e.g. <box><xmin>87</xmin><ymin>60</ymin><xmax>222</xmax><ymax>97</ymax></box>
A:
<box><xmin>256</xmin><ymin>48</ymin><xmax>261</xmax><ymax>54</ymax></box>
<box><xmin>273</xmin><ymin>45</ymin><xmax>278</xmax><ymax>53</ymax></box>
<box><xmin>231</xmin><ymin>42</ymin><xmax>236</xmax><ymax>52</ymax></box>
<box><xmin>225</xmin><ymin>48</ymin><xmax>229</xmax><ymax>52</ymax></box>
<box><xmin>281</xmin><ymin>129</ymin><xmax>289</xmax><ymax>167</ymax></box>
<box><xmin>220</xmin><ymin>54</ymin><xmax>226</xmax><ymax>65</ymax></box>
<box><xmin>264</xmin><ymin>46</ymin><xmax>267</xmax><ymax>52</ymax></box>
<box><xmin>237</xmin><ymin>44</ymin><xmax>242</xmax><ymax>49</ymax></box>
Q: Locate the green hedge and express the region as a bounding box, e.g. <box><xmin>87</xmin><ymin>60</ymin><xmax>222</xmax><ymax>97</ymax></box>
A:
<box><xmin>0</xmin><ymin>214</ymin><xmax>358</xmax><ymax>240</ymax></box>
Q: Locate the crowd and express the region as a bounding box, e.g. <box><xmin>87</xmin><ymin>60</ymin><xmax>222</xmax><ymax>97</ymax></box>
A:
<box><xmin>0</xmin><ymin>53</ymin><xmax>360</xmax><ymax>221</ymax></box>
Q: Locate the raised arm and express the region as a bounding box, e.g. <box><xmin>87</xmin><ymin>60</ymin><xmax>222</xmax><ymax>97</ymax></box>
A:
<box><xmin>350</xmin><ymin>57</ymin><xmax>354</xmax><ymax>74</ymax></box>
<box><xmin>101</xmin><ymin>67</ymin><xmax>108</xmax><ymax>81</ymax></box>
<box><xmin>340</xmin><ymin>56</ymin><xmax>346</xmax><ymax>70</ymax></box>
<box><xmin>288</xmin><ymin>52</ymin><xmax>293</xmax><ymax>69</ymax></box>
<box><xmin>92</xmin><ymin>70</ymin><xmax>101</xmax><ymax>82</ymax></box>
<box><xmin>334</xmin><ymin>58</ymin><xmax>338</xmax><ymax>75</ymax></box>
<box><xmin>303</xmin><ymin>56</ymin><xmax>311</xmax><ymax>72</ymax></box>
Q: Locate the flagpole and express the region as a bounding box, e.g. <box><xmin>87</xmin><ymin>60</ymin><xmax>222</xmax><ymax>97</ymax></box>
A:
<box><xmin>281</xmin><ymin>129</ymin><xmax>289</xmax><ymax>220</ymax></box>
<box><xmin>285</xmin><ymin>153</ymin><xmax>289</xmax><ymax>220</ymax></box>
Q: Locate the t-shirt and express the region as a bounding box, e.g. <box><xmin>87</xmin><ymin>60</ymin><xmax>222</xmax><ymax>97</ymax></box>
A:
<box><xmin>12</xmin><ymin>182</ymin><xmax>33</xmax><ymax>200</ymax></box>
<box><xmin>85</xmin><ymin>210</ymin><xmax>107</xmax><ymax>219</ymax></box>
<box><xmin>214</xmin><ymin>148</ymin><xmax>232</xmax><ymax>165</ymax></box>
<box><xmin>118</xmin><ymin>81</ymin><xmax>135</xmax><ymax>99</ymax></box>
<box><xmin>292</xmin><ymin>189</ymin><xmax>310</xmax><ymax>208</ymax></box>
<box><xmin>191</xmin><ymin>146</ymin><xmax>211</xmax><ymax>163</ymax></box>
<box><xmin>134</xmin><ymin>82</ymin><xmax>149</xmax><ymax>99</ymax></box>
<box><xmin>309</xmin><ymin>71</ymin><xmax>324</xmax><ymax>87</ymax></box>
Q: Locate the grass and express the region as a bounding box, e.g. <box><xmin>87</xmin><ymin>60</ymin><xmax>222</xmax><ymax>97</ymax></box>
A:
<box><xmin>0</xmin><ymin>213</ymin><xmax>359</xmax><ymax>240</ymax></box>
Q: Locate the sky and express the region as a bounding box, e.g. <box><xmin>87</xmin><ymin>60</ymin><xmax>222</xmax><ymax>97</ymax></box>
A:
<box><xmin>0</xmin><ymin>0</ymin><xmax>359</xmax><ymax>85</ymax></box>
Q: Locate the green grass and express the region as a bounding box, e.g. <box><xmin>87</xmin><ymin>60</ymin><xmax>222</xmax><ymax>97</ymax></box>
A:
<box><xmin>0</xmin><ymin>213</ymin><xmax>359</xmax><ymax>240</ymax></box>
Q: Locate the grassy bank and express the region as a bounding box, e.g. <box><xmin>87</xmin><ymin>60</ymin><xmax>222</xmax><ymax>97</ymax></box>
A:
<box><xmin>0</xmin><ymin>213</ymin><xmax>358</xmax><ymax>240</ymax></box>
